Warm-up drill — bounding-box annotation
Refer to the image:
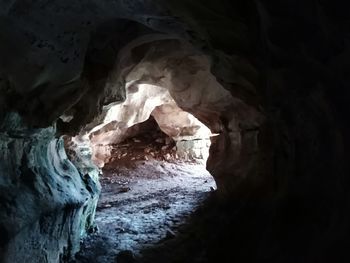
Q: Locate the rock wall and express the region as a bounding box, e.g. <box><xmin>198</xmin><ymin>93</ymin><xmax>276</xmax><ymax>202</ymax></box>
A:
<box><xmin>81</xmin><ymin>83</ymin><xmax>212</xmax><ymax>167</ymax></box>
<box><xmin>152</xmin><ymin>103</ymin><xmax>212</xmax><ymax>141</ymax></box>
<box><xmin>0</xmin><ymin>2</ymin><xmax>199</xmax><ymax>261</ymax></box>
<box><xmin>117</xmin><ymin>39</ymin><xmax>263</xmax><ymax>194</ymax></box>
<box><xmin>176</xmin><ymin>139</ymin><xmax>211</xmax><ymax>161</ymax></box>
<box><xmin>0</xmin><ymin>0</ymin><xmax>349</xmax><ymax>262</ymax></box>
<box><xmin>0</xmin><ymin>113</ymin><xmax>99</xmax><ymax>262</ymax></box>
<box><xmin>164</xmin><ymin>1</ymin><xmax>350</xmax><ymax>262</ymax></box>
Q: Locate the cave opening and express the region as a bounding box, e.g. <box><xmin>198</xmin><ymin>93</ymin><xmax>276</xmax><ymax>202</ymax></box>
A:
<box><xmin>1</xmin><ymin>1</ymin><xmax>348</xmax><ymax>263</ymax></box>
<box><xmin>59</xmin><ymin>36</ymin><xmax>263</xmax><ymax>262</ymax></box>
<box><xmin>72</xmin><ymin>80</ymin><xmax>218</xmax><ymax>261</ymax></box>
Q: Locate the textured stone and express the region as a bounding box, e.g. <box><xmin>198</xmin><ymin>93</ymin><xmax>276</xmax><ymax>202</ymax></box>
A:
<box><xmin>0</xmin><ymin>113</ymin><xmax>100</xmax><ymax>262</ymax></box>
<box><xmin>0</xmin><ymin>0</ymin><xmax>349</xmax><ymax>262</ymax></box>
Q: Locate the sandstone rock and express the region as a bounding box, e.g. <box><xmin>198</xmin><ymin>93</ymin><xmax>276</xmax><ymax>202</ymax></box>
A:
<box><xmin>0</xmin><ymin>1</ymin><xmax>348</xmax><ymax>262</ymax></box>
<box><xmin>0</xmin><ymin>113</ymin><xmax>100</xmax><ymax>262</ymax></box>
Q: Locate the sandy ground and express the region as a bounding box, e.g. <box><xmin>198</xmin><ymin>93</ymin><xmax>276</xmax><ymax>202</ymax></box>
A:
<box><xmin>73</xmin><ymin>158</ymin><xmax>216</xmax><ymax>263</ymax></box>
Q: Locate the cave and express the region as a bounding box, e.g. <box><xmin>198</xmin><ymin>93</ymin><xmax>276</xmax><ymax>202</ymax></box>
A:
<box><xmin>0</xmin><ymin>1</ymin><xmax>349</xmax><ymax>263</ymax></box>
<box><xmin>69</xmin><ymin>88</ymin><xmax>218</xmax><ymax>262</ymax></box>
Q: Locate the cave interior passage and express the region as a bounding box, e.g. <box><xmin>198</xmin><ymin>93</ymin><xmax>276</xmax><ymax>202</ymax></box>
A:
<box><xmin>2</xmin><ymin>1</ymin><xmax>349</xmax><ymax>262</ymax></box>
<box><xmin>72</xmin><ymin>95</ymin><xmax>217</xmax><ymax>262</ymax></box>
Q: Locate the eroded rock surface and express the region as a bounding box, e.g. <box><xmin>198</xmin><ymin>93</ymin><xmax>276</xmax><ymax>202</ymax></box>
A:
<box><xmin>0</xmin><ymin>0</ymin><xmax>349</xmax><ymax>262</ymax></box>
<box><xmin>0</xmin><ymin>113</ymin><xmax>100</xmax><ymax>262</ymax></box>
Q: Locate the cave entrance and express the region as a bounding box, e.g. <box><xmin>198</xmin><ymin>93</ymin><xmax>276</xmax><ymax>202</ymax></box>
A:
<box><xmin>102</xmin><ymin>114</ymin><xmax>213</xmax><ymax>169</ymax></box>
<box><xmin>75</xmin><ymin>85</ymin><xmax>217</xmax><ymax>261</ymax></box>
<box><xmin>71</xmin><ymin>38</ymin><xmax>260</xmax><ymax>262</ymax></box>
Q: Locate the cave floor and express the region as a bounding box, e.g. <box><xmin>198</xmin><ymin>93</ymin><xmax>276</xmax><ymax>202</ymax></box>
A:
<box><xmin>73</xmin><ymin>158</ymin><xmax>215</xmax><ymax>263</ymax></box>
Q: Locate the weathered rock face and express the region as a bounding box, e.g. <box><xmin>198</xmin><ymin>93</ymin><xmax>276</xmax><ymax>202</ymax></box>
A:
<box><xmin>152</xmin><ymin>104</ymin><xmax>211</xmax><ymax>140</ymax></box>
<box><xmin>88</xmin><ymin>84</ymin><xmax>211</xmax><ymax>145</ymax></box>
<box><xmin>0</xmin><ymin>2</ymin><xmax>196</xmax><ymax>261</ymax></box>
<box><xmin>83</xmin><ymin>39</ymin><xmax>260</xmax><ymax>168</ymax></box>
<box><xmin>0</xmin><ymin>113</ymin><xmax>100</xmax><ymax>262</ymax></box>
<box><xmin>116</xmin><ymin>39</ymin><xmax>263</xmax><ymax>195</ymax></box>
<box><xmin>0</xmin><ymin>0</ymin><xmax>349</xmax><ymax>262</ymax></box>
<box><xmin>76</xmin><ymin>82</ymin><xmax>213</xmax><ymax>167</ymax></box>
